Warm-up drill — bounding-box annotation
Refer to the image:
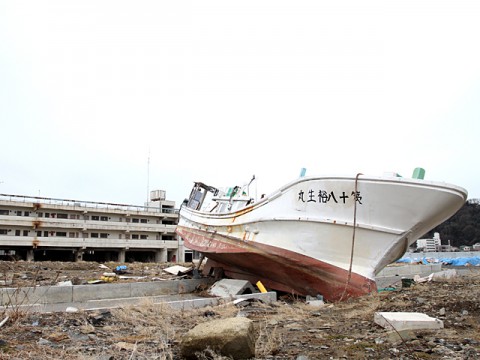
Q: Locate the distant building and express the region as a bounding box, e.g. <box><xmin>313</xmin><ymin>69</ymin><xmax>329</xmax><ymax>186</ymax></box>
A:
<box><xmin>473</xmin><ymin>243</ymin><xmax>480</xmax><ymax>251</ymax></box>
<box><xmin>0</xmin><ymin>190</ymin><xmax>186</xmax><ymax>263</ymax></box>
<box><xmin>416</xmin><ymin>232</ymin><xmax>443</xmax><ymax>252</ymax></box>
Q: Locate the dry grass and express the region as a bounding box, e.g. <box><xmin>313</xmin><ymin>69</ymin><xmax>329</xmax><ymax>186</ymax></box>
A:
<box><xmin>255</xmin><ymin>321</ymin><xmax>284</xmax><ymax>357</ymax></box>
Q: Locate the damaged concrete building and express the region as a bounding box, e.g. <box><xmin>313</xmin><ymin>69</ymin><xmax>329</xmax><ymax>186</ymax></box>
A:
<box><xmin>0</xmin><ymin>190</ymin><xmax>186</xmax><ymax>263</ymax></box>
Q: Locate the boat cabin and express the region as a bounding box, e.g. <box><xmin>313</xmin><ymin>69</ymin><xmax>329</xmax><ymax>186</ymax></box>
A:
<box><xmin>185</xmin><ymin>182</ymin><xmax>254</xmax><ymax>213</ymax></box>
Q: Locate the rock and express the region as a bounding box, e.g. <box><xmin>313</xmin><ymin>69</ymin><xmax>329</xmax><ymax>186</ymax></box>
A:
<box><xmin>181</xmin><ymin>317</ymin><xmax>255</xmax><ymax>359</ymax></box>
<box><xmin>385</xmin><ymin>329</ymin><xmax>417</xmax><ymax>344</ymax></box>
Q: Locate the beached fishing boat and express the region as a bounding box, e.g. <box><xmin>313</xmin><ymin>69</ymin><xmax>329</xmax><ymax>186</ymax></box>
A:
<box><xmin>175</xmin><ymin>169</ymin><xmax>467</xmax><ymax>302</ymax></box>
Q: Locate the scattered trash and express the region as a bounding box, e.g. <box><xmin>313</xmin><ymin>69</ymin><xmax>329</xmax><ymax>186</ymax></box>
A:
<box><xmin>114</xmin><ymin>265</ymin><xmax>128</xmax><ymax>274</ymax></box>
<box><xmin>100</xmin><ymin>272</ymin><xmax>117</xmax><ymax>282</ymax></box>
<box><xmin>401</xmin><ymin>278</ymin><xmax>414</xmax><ymax>288</ymax></box>
<box><xmin>256</xmin><ymin>280</ymin><xmax>267</xmax><ymax>293</ymax></box>
<box><xmin>413</xmin><ymin>269</ymin><xmax>457</xmax><ymax>283</ymax></box>
<box><xmin>118</xmin><ymin>275</ymin><xmax>147</xmax><ymax>280</ymax></box>
<box><xmin>0</xmin><ymin>316</ymin><xmax>9</xmax><ymax>328</ymax></box>
<box><xmin>378</xmin><ymin>287</ymin><xmax>396</xmax><ymax>292</ymax></box>
<box><xmin>65</xmin><ymin>307</ymin><xmax>78</xmax><ymax>313</ymax></box>
<box><xmin>87</xmin><ymin>280</ymin><xmax>103</xmax><ymax>284</ymax></box>
<box><xmin>56</xmin><ymin>280</ymin><xmax>73</xmax><ymax>286</ymax></box>
<box><xmin>163</xmin><ymin>265</ymin><xmax>192</xmax><ymax>276</ymax></box>
<box><xmin>306</xmin><ymin>295</ymin><xmax>325</xmax><ymax>307</ymax></box>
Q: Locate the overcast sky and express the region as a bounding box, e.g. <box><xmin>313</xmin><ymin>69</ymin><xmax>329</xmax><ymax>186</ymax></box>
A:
<box><xmin>1</xmin><ymin>1</ymin><xmax>479</xmax><ymax>207</ymax></box>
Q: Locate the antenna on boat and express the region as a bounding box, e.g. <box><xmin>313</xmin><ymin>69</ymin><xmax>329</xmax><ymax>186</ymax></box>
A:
<box><xmin>247</xmin><ymin>175</ymin><xmax>255</xmax><ymax>197</ymax></box>
<box><xmin>147</xmin><ymin>147</ymin><xmax>150</xmax><ymax>203</ymax></box>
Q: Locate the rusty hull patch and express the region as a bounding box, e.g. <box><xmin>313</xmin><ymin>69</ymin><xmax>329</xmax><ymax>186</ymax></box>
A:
<box><xmin>177</xmin><ymin>225</ymin><xmax>376</xmax><ymax>302</ymax></box>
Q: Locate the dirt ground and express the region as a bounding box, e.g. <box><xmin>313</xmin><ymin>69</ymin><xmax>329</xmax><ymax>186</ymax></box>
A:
<box><xmin>0</xmin><ymin>260</ymin><xmax>479</xmax><ymax>359</ymax></box>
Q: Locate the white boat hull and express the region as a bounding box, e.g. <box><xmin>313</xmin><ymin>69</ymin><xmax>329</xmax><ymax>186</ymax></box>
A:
<box><xmin>176</xmin><ymin>175</ymin><xmax>467</xmax><ymax>301</ymax></box>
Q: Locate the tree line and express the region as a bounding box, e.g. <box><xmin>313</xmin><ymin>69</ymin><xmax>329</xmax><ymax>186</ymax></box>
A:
<box><xmin>423</xmin><ymin>199</ymin><xmax>480</xmax><ymax>248</ymax></box>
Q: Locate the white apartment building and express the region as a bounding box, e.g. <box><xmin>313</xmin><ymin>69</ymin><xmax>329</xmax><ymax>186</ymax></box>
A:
<box><xmin>416</xmin><ymin>232</ymin><xmax>442</xmax><ymax>252</ymax></box>
<box><xmin>0</xmin><ymin>190</ymin><xmax>185</xmax><ymax>263</ymax></box>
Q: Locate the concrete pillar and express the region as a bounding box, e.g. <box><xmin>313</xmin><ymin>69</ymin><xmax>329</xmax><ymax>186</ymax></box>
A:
<box><xmin>118</xmin><ymin>249</ymin><xmax>126</xmax><ymax>263</ymax></box>
<box><xmin>155</xmin><ymin>248</ymin><xmax>167</xmax><ymax>263</ymax></box>
<box><xmin>177</xmin><ymin>244</ymin><xmax>185</xmax><ymax>263</ymax></box>
<box><xmin>74</xmin><ymin>250</ymin><xmax>83</xmax><ymax>262</ymax></box>
<box><xmin>26</xmin><ymin>249</ymin><xmax>34</xmax><ymax>262</ymax></box>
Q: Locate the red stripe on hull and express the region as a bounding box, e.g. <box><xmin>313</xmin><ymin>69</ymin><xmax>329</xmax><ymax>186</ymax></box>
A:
<box><xmin>176</xmin><ymin>226</ymin><xmax>376</xmax><ymax>302</ymax></box>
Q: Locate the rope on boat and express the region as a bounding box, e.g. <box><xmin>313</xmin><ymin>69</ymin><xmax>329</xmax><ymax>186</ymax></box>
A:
<box><xmin>339</xmin><ymin>172</ymin><xmax>363</xmax><ymax>302</ymax></box>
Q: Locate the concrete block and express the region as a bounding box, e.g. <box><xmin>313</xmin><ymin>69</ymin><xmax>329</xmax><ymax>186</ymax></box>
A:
<box><xmin>1</xmin><ymin>286</ymin><xmax>74</xmax><ymax>306</ymax></box>
<box><xmin>131</xmin><ymin>281</ymin><xmax>176</xmax><ymax>297</ymax></box>
<box><xmin>234</xmin><ymin>291</ymin><xmax>277</xmax><ymax>303</ymax></box>
<box><xmin>209</xmin><ymin>279</ymin><xmax>257</xmax><ymax>297</ymax></box>
<box><xmin>374</xmin><ymin>312</ymin><xmax>444</xmax><ymax>331</ymax></box>
<box><xmin>40</xmin><ymin>286</ymin><xmax>74</xmax><ymax>304</ymax></box>
<box><xmin>178</xmin><ymin>278</ymin><xmax>214</xmax><ymax>294</ymax></box>
<box><xmin>1</xmin><ymin>287</ymin><xmax>42</xmax><ymax>306</ymax></box>
<box><xmin>73</xmin><ymin>283</ymin><xmax>131</xmax><ymax>302</ymax></box>
<box><xmin>167</xmin><ymin>297</ymin><xmax>221</xmax><ymax>310</ymax></box>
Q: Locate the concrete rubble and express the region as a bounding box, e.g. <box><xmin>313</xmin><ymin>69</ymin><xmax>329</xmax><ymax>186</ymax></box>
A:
<box><xmin>374</xmin><ymin>312</ymin><xmax>444</xmax><ymax>331</ymax></box>
<box><xmin>208</xmin><ymin>278</ymin><xmax>258</xmax><ymax>297</ymax></box>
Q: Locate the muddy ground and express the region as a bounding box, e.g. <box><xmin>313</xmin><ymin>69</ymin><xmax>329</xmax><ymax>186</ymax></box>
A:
<box><xmin>0</xmin><ymin>261</ymin><xmax>479</xmax><ymax>359</ymax></box>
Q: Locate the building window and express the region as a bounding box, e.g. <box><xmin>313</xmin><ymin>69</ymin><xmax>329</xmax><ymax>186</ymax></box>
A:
<box><xmin>140</xmin><ymin>219</ymin><xmax>147</xmax><ymax>224</ymax></box>
<box><xmin>125</xmin><ymin>234</ymin><xmax>130</xmax><ymax>239</ymax></box>
<box><xmin>57</xmin><ymin>213</ymin><xmax>68</xmax><ymax>219</ymax></box>
<box><xmin>45</xmin><ymin>213</ymin><xmax>50</xmax><ymax>218</ymax></box>
<box><xmin>92</xmin><ymin>216</ymin><xmax>99</xmax><ymax>221</ymax></box>
<box><xmin>100</xmin><ymin>233</ymin><xmax>108</xmax><ymax>238</ymax></box>
<box><xmin>0</xmin><ymin>209</ymin><xmax>9</xmax><ymax>215</ymax></box>
<box><xmin>16</xmin><ymin>211</ymin><xmax>22</xmax><ymax>216</ymax></box>
<box><xmin>15</xmin><ymin>230</ymin><xmax>20</xmax><ymax>236</ymax></box>
<box><xmin>91</xmin><ymin>233</ymin><xmax>99</xmax><ymax>238</ymax></box>
<box><xmin>23</xmin><ymin>230</ymin><xmax>29</xmax><ymax>236</ymax></box>
<box><xmin>43</xmin><ymin>231</ymin><xmax>49</xmax><ymax>237</ymax></box>
<box><xmin>56</xmin><ymin>232</ymin><xmax>67</xmax><ymax>237</ymax></box>
<box><xmin>24</xmin><ymin>211</ymin><xmax>30</xmax><ymax>216</ymax></box>
<box><xmin>140</xmin><ymin>235</ymin><xmax>147</xmax><ymax>239</ymax></box>
<box><xmin>0</xmin><ymin>229</ymin><xmax>8</xmax><ymax>235</ymax></box>
<box><xmin>100</xmin><ymin>216</ymin><xmax>108</xmax><ymax>221</ymax></box>
<box><xmin>69</xmin><ymin>232</ymin><xmax>77</xmax><ymax>238</ymax></box>
<box><xmin>132</xmin><ymin>218</ymin><xmax>139</xmax><ymax>223</ymax></box>
<box><xmin>37</xmin><ymin>231</ymin><xmax>42</xmax><ymax>236</ymax></box>
<box><xmin>132</xmin><ymin>234</ymin><xmax>139</xmax><ymax>239</ymax></box>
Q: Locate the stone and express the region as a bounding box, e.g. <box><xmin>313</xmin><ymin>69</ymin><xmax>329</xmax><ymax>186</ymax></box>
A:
<box><xmin>385</xmin><ymin>329</ymin><xmax>417</xmax><ymax>344</ymax></box>
<box><xmin>181</xmin><ymin>317</ymin><xmax>255</xmax><ymax>359</ymax></box>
